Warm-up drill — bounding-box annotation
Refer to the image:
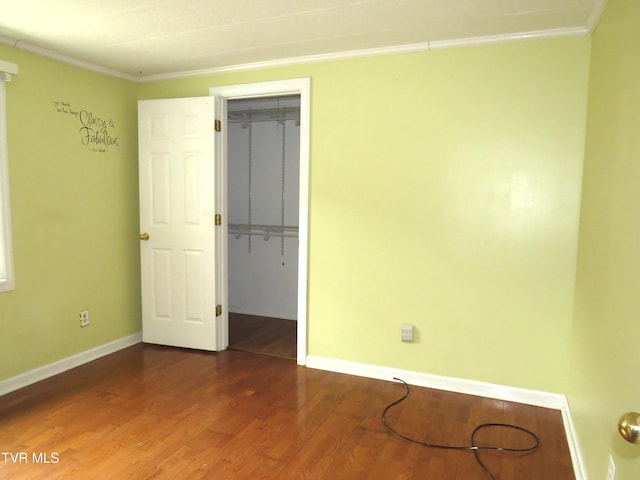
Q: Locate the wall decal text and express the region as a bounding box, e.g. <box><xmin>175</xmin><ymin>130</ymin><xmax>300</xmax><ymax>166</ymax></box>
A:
<box><xmin>53</xmin><ymin>100</ymin><xmax>119</xmax><ymax>153</ymax></box>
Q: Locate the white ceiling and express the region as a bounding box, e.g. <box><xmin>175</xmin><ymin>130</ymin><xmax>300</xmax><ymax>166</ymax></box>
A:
<box><xmin>0</xmin><ymin>0</ymin><xmax>605</xmax><ymax>79</ymax></box>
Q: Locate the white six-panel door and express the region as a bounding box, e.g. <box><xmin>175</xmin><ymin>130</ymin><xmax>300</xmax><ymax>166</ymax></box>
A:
<box><xmin>138</xmin><ymin>97</ymin><xmax>219</xmax><ymax>350</ymax></box>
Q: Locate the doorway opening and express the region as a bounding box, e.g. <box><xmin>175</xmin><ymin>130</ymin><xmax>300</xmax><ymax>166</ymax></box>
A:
<box><xmin>210</xmin><ymin>78</ymin><xmax>311</xmax><ymax>365</ymax></box>
<box><xmin>226</xmin><ymin>95</ymin><xmax>300</xmax><ymax>360</ymax></box>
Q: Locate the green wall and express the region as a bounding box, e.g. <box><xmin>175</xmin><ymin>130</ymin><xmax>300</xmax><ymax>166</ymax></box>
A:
<box><xmin>571</xmin><ymin>0</ymin><xmax>640</xmax><ymax>478</ymax></box>
<box><xmin>0</xmin><ymin>45</ymin><xmax>141</xmax><ymax>380</ymax></box>
<box><xmin>0</xmin><ymin>36</ymin><xmax>592</xmax><ymax>391</ymax></box>
<box><xmin>5</xmin><ymin>21</ymin><xmax>631</xmax><ymax>478</ymax></box>
<box><xmin>141</xmin><ymin>36</ymin><xmax>591</xmax><ymax>392</ymax></box>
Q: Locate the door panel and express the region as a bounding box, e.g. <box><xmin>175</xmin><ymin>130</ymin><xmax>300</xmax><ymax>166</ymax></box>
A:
<box><xmin>138</xmin><ymin>97</ymin><xmax>218</xmax><ymax>350</ymax></box>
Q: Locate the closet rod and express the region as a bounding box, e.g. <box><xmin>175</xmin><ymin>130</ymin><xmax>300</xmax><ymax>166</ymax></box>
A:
<box><xmin>228</xmin><ymin>118</ymin><xmax>299</xmax><ymax>125</ymax></box>
<box><xmin>228</xmin><ymin>223</ymin><xmax>298</xmax><ymax>232</ymax></box>
<box><xmin>230</xmin><ymin>231</ymin><xmax>298</xmax><ymax>239</ymax></box>
<box><xmin>228</xmin><ymin>223</ymin><xmax>299</xmax><ymax>240</ymax></box>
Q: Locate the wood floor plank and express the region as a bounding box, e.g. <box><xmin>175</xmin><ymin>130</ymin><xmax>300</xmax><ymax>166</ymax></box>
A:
<box><xmin>537</xmin><ymin>406</ymin><xmax>576</xmax><ymax>478</ymax></box>
<box><xmin>0</xmin><ymin>344</ymin><xmax>575</xmax><ymax>479</ymax></box>
<box><xmin>228</xmin><ymin>313</ymin><xmax>296</xmax><ymax>360</ymax></box>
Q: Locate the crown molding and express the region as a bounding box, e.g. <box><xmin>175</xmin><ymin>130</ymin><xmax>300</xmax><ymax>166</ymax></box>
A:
<box><xmin>0</xmin><ymin>35</ymin><xmax>138</xmax><ymax>81</ymax></box>
<box><xmin>428</xmin><ymin>26</ymin><xmax>587</xmax><ymax>50</ymax></box>
<box><xmin>587</xmin><ymin>0</ymin><xmax>608</xmax><ymax>33</ymax></box>
<box><xmin>141</xmin><ymin>41</ymin><xmax>432</xmax><ymax>82</ymax></box>
<box><xmin>2</xmin><ymin>25</ymin><xmax>590</xmax><ymax>84</ymax></box>
<box><xmin>140</xmin><ymin>27</ymin><xmax>589</xmax><ymax>82</ymax></box>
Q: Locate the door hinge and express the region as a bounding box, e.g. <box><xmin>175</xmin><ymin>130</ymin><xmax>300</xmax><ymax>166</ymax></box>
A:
<box><xmin>216</xmin><ymin>305</ymin><xmax>222</xmax><ymax>316</ymax></box>
<box><xmin>215</xmin><ymin>119</ymin><xmax>222</xmax><ymax>132</ymax></box>
<box><xmin>215</xmin><ymin>213</ymin><xmax>222</xmax><ymax>226</ymax></box>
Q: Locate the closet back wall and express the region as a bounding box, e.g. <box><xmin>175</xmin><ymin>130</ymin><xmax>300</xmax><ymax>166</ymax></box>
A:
<box><xmin>227</xmin><ymin>97</ymin><xmax>300</xmax><ymax>320</ymax></box>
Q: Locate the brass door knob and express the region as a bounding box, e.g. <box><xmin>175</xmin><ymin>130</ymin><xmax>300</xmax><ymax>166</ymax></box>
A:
<box><xmin>618</xmin><ymin>412</ymin><xmax>640</xmax><ymax>444</ymax></box>
<box><xmin>139</xmin><ymin>232</ymin><xmax>150</xmax><ymax>241</ymax></box>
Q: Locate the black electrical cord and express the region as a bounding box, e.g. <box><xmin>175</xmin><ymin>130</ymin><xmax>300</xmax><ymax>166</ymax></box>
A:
<box><xmin>381</xmin><ymin>378</ymin><xmax>540</xmax><ymax>480</ymax></box>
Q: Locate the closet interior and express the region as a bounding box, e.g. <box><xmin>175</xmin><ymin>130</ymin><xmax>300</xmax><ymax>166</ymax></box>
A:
<box><xmin>227</xmin><ymin>95</ymin><xmax>300</xmax><ymax>360</ymax></box>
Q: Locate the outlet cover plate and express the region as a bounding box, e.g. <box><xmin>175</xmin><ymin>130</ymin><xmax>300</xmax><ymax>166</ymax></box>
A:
<box><xmin>400</xmin><ymin>323</ymin><xmax>414</xmax><ymax>342</ymax></box>
<box><xmin>79</xmin><ymin>309</ymin><xmax>90</xmax><ymax>328</ymax></box>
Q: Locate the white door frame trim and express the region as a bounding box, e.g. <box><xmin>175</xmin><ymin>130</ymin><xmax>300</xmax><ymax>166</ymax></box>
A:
<box><xmin>210</xmin><ymin>78</ymin><xmax>311</xmax><ymax>365</ymax></box>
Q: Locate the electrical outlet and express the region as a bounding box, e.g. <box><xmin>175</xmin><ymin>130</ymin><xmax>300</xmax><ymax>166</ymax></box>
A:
<box><xmin>79</xmin><ymin>309</ymin><xmax>90</xmax><ymax>328</ymax></box>
<box><xmin>606</xmin><ymin>455</ymin><xmax>616</xmax><ymax>480</ymax></box>
<box><xmin>401</xmin><ymin>323</ymin><xmax>414</xmax><ymax>342</ymax></box>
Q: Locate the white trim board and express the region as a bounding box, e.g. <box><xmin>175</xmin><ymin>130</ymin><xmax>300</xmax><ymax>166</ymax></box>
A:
<box><xmin>0</xmin><ymin>59</ymin><xmax>18</xmax><ymax>75</ymax></box>
<box><xmin>210</xmin><ymin>78</ymin><xmax>311</xmax><ymax>367</ymax></box>
<box><xmin>3</xmin><ymin>26</ymin><xmax>591</xmax><ymax>82</ymax></box>
<box><xmin>0</xmin><ymin>333</ymin><xmax>142</xmax><ymax>397</ymax></box>
<box><xmin>588</xmin><ymin>0</ymin><xmax>609</xmax><ymax>33</ymax></box>
<box><xmin>144</xmin><ymin>27</ymin><xmax>588</xmax><ymax>81</ymax></box>
<box><xmin>306</xmin><ymin>355</ymin><xmax>587</xmax><ymax>480</ymax></box>
<box><xmin>0</xmin><ymin>35</ymin><xmax>132</xmax><ymax>81</ymax></box>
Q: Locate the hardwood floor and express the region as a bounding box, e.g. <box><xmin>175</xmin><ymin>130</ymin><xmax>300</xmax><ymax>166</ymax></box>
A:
<box><xmin>228</xmin><ymin>313</ymin><xmax>296</xmax><ymax>360</ymax></box>
<box><xmin>0</xmin><ymin>344</ymin><xmax>575</xmax><ymax>479</ymax></box>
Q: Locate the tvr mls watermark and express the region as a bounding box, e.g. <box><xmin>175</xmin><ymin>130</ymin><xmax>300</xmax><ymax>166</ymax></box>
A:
<box><xmin>2</xmin><ymin>452</ymin><xmax>59</xmax><ymax>464</ymax></box>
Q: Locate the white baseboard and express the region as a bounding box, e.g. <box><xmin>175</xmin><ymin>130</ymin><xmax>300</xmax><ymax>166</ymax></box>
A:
<box><xmin>306</xmin><ymin>355</ymin><xmax>587</xmax><ymax>480</ymax></box>
<box><xmin>0</xmin><ymin>343</ymin><xmax>586</xmax><ymax>479</ymax></box>
<box><xmin>0</xmin><ymin>332</ymin><xmax>142</xmax><ymax>396</ymax></box>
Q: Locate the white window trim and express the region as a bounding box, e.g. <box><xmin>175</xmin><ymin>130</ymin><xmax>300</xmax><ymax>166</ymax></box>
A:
<box><xmin>0</xmin><ymin>60</ymin><xmax>17</xmax><ymax>292</ymax></box>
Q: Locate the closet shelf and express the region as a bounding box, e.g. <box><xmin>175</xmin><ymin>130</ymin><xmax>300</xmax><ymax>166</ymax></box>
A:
<box><xmin>228</xmin><ymin>223</ymin><xmax>299</xmax><ymax>239</ymax></box>
<box><xmin>228</xmin><ymin>107</ymin><xmax>300</xmax><ymax>126</ymax></box>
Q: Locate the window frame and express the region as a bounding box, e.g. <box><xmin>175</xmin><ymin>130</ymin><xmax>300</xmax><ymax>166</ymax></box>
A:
<box><xmin>0</xmin><ymin>62</ymin><xmax>16</xmax><ymax>292</ymax></box>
